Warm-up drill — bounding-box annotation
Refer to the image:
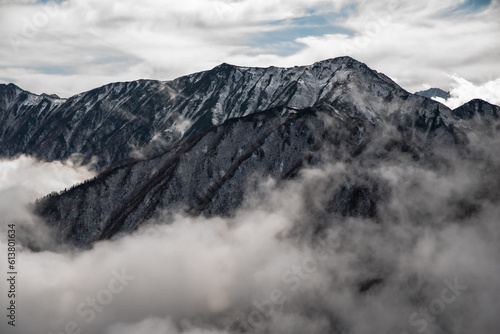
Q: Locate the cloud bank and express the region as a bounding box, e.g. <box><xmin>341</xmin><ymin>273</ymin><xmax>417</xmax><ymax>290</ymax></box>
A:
<box><xmin>1</xmin><ymin>147</ymin><xmax>499</xmax><ymax>333</ymax></box>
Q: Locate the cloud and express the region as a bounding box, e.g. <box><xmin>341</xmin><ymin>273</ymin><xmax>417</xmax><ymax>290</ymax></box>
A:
<box><xmin>0</xmin><ymin>0</ymin><xmax>332</xmax><ymax>96</ymax></box>
<box><xmin>0</xmin><ymin>155</ymin><xmax>94</xmax><ymax>248</ymax></box>
<box><xmin>0</xmin><ymin>0</ymin><xmax>499</xmax><ymax>98</ymax></box>
<box><xmin>1</xmin><ymin>142</ymin><xmax>500</xmax><ymax>333</ymax></box>
<box><xmin>433</xmin><ymin>74</ymin><xmax>500</xmax><ymax>108</ymax></box>
<box><xmin>0</xmin><ymin>155</ymin><xmax>94</xmax><ymax>199</ymax></box>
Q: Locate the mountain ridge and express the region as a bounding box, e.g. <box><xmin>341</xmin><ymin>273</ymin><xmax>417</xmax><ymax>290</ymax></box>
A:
<box><xmin>1</xmin><ymin>56</ymin><xmax>429</xmax><ymax>170</ymax></box>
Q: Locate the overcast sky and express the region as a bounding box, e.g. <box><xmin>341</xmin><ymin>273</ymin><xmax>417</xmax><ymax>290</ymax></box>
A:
<box><xmin>0</xmin><ymin>0</ymin><xmax>499</xmax><ymax>104</ymax></box>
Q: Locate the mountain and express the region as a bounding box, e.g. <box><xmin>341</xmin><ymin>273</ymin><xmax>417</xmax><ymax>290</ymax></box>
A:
<box><xmin>415</xmin><ymin>87</ymin><xmax>450</xmax><ymax>100</ymax></box>
<box><xmin>454</xmin><ymin>98</ymin><xmax>500</xmax><ymax>119</ymax></box>
<box><xmin>0</xmin><ymin>56</ymin><xmax>429</xmax><ymax>171</ymax></box>
<box><xmin>28</xmin><ymin>57</ymin><xmax>500</xmax><ymax>247</ymax></box>
<box><xmin>450</xmin><ymin>98</ymin><xmax>500</xmax><ymax>142</ymax></box>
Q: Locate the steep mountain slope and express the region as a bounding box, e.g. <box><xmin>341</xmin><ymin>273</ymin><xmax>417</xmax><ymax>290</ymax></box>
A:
<box><xmin>34</xmin><ymin>99</ymin><xmax>475</xmax><ymax>246</ymax></box>
<box><xmin>1</xmin><ymin>57</ymin><xmax>447</xmax><ymax>170</ymax></box>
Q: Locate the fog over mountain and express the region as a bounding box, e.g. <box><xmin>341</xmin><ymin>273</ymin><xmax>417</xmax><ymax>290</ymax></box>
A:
<box><xmin>0</xmin><ymin>57</ymin><xmax>499</xmax><ymax>334</ymax></box>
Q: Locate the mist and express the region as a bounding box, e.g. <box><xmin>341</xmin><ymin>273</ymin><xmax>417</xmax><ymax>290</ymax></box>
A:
<box><xmin>0</xmin><ymin>155</ymin><xmax>95</xmax><ymax>248</ymax></box>
<box><xmin>1</xmin><ymin>145</ymin><xmax>499</xmax><ymax>334</ymax></box>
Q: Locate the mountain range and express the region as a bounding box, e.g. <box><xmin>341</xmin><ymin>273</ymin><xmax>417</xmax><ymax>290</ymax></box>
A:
<box><xmin>1</xmin><ymin>56</ymin><xmax>499</xmax><ymax>247</ymax></box>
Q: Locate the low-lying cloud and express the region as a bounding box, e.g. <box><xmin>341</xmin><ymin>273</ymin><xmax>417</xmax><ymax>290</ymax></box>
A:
<box><xmin>1</xmin><ymin>147</ymin><xmax>499</xmax><ymax>333</ymax></box>
<box><xmin>0</xmin><ymin>154</ymin><xmax>94</xmax><ymax>250</ymax></box>
<box><xmin>0</xmin><ymin>154</ymin><xmax>94</xmax><ymax>221</ymax></box>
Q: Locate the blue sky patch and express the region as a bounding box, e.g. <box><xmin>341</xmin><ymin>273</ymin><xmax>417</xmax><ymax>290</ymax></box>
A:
<box><xmin>447</xmin><ymin>0</ymin><xmax>492</xmax><ymax>14</ymax></box>
<box><xmin>246</xmin><ymin>9</ymin><xmax>356</xmax><ymax>57</ymax></box>
<box><xmin>461</xmin><ymin>0</ymin><xmax>492</xmax><ymax>8</ymax></box>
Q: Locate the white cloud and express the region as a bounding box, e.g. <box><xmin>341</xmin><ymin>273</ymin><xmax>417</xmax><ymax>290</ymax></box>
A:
<box><xmin>0</xmin><ymin>155</ymin><xmax>94</xmax><ymax>220</ymax></box>
<box><xmin>0</xmin><ymin>155</ymin><xmax>94</xmax><ymax>248</ymax></box>
<box><xmin>0</xmin><ymin>155</ymin><xmax>93</xmax><ymax>198</ymax></box>
<box><xmin>433</xmin><ymin>74</ymin><xmax>500</xmax><ymax>109</ymax></box>
<box><xmin>0</xmin><ymin>0</ymin><xmax>499</xmax><ymax>103</ymax></box>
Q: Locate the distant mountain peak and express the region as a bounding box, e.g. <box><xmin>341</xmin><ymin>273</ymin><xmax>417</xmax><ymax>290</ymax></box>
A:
<box><xmin>454</xmin><ymin>98</ymin><xmax>499</xmax><ymax>119</ymax></box>
<box><xmin>415</xmin><ymin>87</ymin><xmax>450</xmax><ymax>100</ymax></box>
<box><xmin>462</xmin><ymin>98</ymin><xmax>497</xmax><ymax>106</ymax></box>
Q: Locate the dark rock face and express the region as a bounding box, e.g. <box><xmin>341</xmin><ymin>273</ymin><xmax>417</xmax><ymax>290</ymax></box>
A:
<box><xmin>12</xmin><ymin>57</ymin><xmax>497</xmax><ymax>246</ymax></box>
<box><xmin>454</xmin><ymin>98</ymin><xmax>499</xmax><ymax>119</ymax></box>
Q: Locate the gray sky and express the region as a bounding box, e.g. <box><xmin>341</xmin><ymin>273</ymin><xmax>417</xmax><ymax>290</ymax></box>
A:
<box><xmin>0</xmin><ymin>0</ymin><xmax>499</xmax><ymax>106</ymax></box>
